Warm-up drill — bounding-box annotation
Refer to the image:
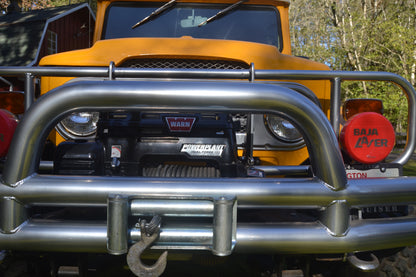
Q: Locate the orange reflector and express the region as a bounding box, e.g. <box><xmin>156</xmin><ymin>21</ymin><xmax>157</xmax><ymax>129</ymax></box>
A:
<box><xmin>0</xmin><ymin>92</ymin><xmax>25</xmax><ymax>114</ymax></box>
<box><xmin>343</xmin><ymin>99</ymin><xmax>383</xmax><ymax>120</ymax></box>
<box><xmin>0</xmin><ymin>109</ymin><xmax>18</xmax><ymax>157</ymax></box>
<box><xmin>340</xmin><ymin>112</ymin><xmax>395</xmax><ymax>164</ymax></box>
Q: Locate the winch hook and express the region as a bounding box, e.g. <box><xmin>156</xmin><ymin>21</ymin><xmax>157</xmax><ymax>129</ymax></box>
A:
<box><xmin>127</xmin><ymin>216</ymin><xmax>168</xmax><ymax>277</ymax></box>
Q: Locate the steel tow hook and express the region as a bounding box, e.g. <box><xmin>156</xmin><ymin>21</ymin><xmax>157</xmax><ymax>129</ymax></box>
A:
<box><xmin>127</xmin><ymin>216</ymin><xmax>168</xmax><ymax>277</ymax></box>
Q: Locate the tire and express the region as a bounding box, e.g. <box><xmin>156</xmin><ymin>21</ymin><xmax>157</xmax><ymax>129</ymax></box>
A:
<box><xmin>377</xmin><ymin>246</ymin><xmax>416</xmax><ymax>277</ymax></box>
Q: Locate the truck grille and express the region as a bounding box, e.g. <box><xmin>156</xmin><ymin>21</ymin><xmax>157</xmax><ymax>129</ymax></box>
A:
<box><xmin>120</xmin><ymin>59</ymin><xmax>249</xmax><ymax>133</ymax></box>
<box><xmin>120</xmin><ymin>58</ymin><xmax>250</xmax><ymax>70</ymax></box>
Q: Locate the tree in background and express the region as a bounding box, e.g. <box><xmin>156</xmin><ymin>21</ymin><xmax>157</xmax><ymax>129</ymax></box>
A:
<box><xmin>290</xmin><ymin>0</ymin><xmax>416</xmax><ymax>132</ymax></box>
<box><xmin>1</xmin><ymin>0</ymin><xmax>92</xmax><ymax>13</ymax></box>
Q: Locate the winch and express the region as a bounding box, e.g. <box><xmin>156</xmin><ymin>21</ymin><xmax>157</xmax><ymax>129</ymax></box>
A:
<box><xmin>54</xmin><ymin>112</ymin><xmax>243</xmax><ymax>177</ymax></box>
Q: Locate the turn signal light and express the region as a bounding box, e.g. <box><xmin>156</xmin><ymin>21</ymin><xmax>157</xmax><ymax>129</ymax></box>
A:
<box><xmin>340</xmin><ymin>112</ymin><xmax>395</xmax><ymax>164</ymax></box>
<box><xmin>343</xmin><ymin>99</ymin><xmax>383</xmax><ymax>120</ymax></box>
<box><xmin>0</xmin><ymin>109</ymin><xmax>18</xmax><ymax>157</ymax></box>
<box><xmin>0</xmin><ymin>92</ymin><xmax>24</xmax><ymax>114</ymax></box>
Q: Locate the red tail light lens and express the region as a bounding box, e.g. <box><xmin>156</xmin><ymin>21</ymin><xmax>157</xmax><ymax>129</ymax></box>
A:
<box><xmin>0</xmin><ymin>109</ymin><xmax>18</xmax><ymax>157</ymax></box>
<box><xmin>340</xmin><ymin>112</ymin><xmax>395</xmax><ymax>164</ymax></box>
<box><xmin>0</xmin><ymin>92</ymin><xmax>25</xmax><ymax>115</ymax></box>
<box><xmin>343</xmin><ymin>99</ymin><xmax>383</xmax><ymax>120</ymax></box>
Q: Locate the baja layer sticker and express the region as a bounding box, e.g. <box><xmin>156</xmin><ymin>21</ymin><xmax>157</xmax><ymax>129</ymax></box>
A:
<box><xmin>181</xmin><ymin>144</ymin><xmax>226</xmax><ymax>157</ymax></box>
<box><xmin>340</xmin><ymin>112</ymin><xmax>395</xmax><ymax>164</ymax></box>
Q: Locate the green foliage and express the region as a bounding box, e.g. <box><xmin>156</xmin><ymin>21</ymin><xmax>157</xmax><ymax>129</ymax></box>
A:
<box><xmin>1</xmin><ymin>0</ymin><xmax>95</xmax><ymax>13</ymax></box>
<box><xmin>289</xmin><ymin>0</ymin><xmax>416</xmax><ymax>133</ymax></box>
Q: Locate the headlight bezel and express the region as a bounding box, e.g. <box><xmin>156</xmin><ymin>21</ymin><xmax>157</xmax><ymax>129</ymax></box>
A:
<box><xmin>264</xmin><ymin>114</ymin><xmax>304</xmax><ymax>144</ymax></box>
<box><xmin>56</xmin><ymin>111</ymin><xmax>100</xmax><ymax>140</ymax></box>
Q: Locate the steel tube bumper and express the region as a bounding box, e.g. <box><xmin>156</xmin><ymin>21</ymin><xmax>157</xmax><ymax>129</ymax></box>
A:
<box><xmin>1</xmin><ymin>217</ymin><xmax>415</xmax><ymax>254</ymax></box>
<box><xmin>1</xmin><ymin>175</ymin><xmax>416</xmax><ymax>207</ymax></box>
<box><xmin>1</xmin><ymin>174</ymin><xmax>416</xmax><ymax>254</ymax></box>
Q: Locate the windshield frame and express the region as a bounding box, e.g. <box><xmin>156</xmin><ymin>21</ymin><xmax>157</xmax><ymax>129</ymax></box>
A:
<box><xmin>101</xmin><ymin>1</ymin><xmax>283</xmax><ymax>51</ymax></box>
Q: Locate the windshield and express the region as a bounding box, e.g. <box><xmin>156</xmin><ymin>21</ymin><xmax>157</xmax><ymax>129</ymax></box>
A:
<box><xmin>102</xmin><ymin>2</ymin><xmax>282</xmax><ymax>49</ymax></box>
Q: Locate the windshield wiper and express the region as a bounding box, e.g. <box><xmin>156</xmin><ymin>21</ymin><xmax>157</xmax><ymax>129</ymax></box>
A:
<box><xmin>132</xmin><ymin>0</ymin><xmax>177</xmax><ymax>29</ymax></box>
<box><xmin>198</xmin><ymin>0</ymin><xmax>247</xmax><ymax>27</ymax></box>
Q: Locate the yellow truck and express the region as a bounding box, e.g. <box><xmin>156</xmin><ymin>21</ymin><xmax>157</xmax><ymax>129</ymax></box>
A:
<box><xmin>0</xmin><ymin>0</ymin><xmax>416</xmax><ymax>276</ymax></box>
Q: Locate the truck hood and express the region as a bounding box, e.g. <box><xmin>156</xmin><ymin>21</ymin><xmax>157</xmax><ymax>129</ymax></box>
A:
<box><xmin>39</xmin><ymin>37</ymin><xmax>328</xmax><ymax>71</ymax></box>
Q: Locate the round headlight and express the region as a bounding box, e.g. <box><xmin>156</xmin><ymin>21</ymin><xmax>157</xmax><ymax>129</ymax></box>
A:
<box><xmin>265</xmin><ymin>114</ymin><xmax>303</xmax><ymax>142</ymax></box>
<box><xmin>57</xmin><ymin>112</ymin><xmax>99</xmax><ymax>139</ymax></box>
